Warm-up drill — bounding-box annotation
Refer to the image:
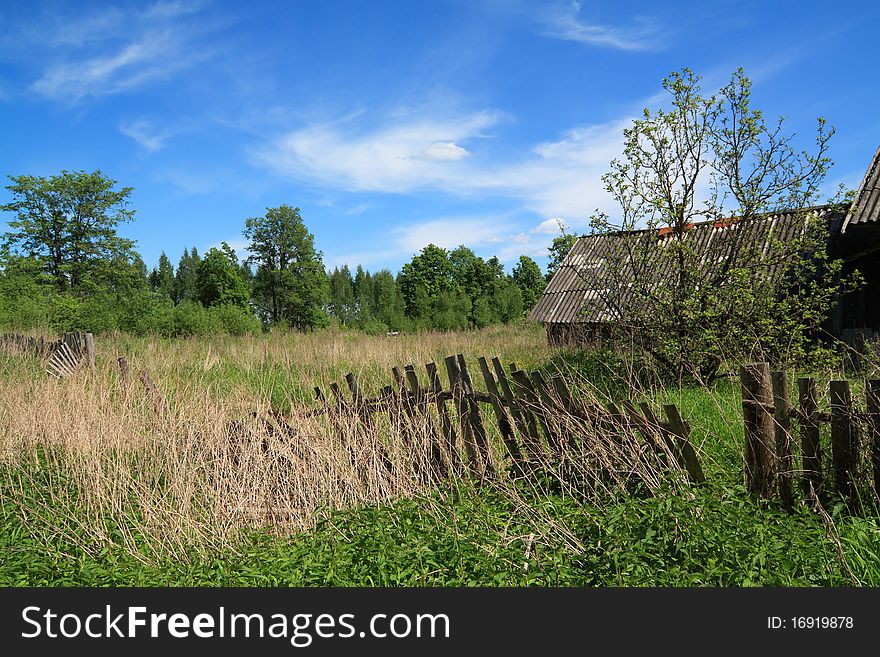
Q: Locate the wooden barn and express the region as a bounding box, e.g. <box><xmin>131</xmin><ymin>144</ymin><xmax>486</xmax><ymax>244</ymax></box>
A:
<box><xmin>528</xmin><ymin>146</ymin><xmax>880</xmax><ymax>348</ymax></box>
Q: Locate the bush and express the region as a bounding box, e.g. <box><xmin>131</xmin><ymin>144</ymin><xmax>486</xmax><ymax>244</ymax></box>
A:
<box><xmin>117</xmin><ymin>293</ymin><xmax>174</xmax><ymax>336</ymax></box>
<box><xmin>208</xmin><ymin>304</ymin><xmax>262</xmax><ymax>336</ymax></box>
<box><xmin>171</xmin><ymin>302</ymin><xmax>223</xmax><ymax>337</ymax></box>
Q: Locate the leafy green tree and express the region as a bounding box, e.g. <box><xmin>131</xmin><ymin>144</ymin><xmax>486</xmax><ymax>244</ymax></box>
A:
<box><xmin>196</xmin><ymin>243</ymin><xmax>251</xmax><ymax>310</ymax></box>
<box><xmin>174</xmin><ymin>247</ymin><xmax>201</xmax><ymax>304</ymax></box>
<box><xmin>593</xmin><ymin>67</ymin><xmax>845</xmax><ymax>380</ymax></box>
<box><xmin>244</xmin><ymin>205</ymin><xmax>328</xmax><ymax>329</ymax></box>
<box><xmin>328</xmin><ymin>265</ymin><xmax>356</xmax><ymax>325</ymax></box>
<box><xmin>373</xmin><ymin>269</ymin><xmax>406</xmax><ymax>331</ymax></box>
<box><xmin>512</xmin><ymin>255</ymin><xmax>546</xmax><ymax>312</ymax></box>
<box><xmin>399</xmin><ymin>244</ymin><xmax>456</xmax><ymax>320</ymax></box>
<box><xmin>149</xmin><ymin>252</ymin><xmax>175</xmax><ymax>299</ymax></box>
<box><xmin>353</xmin><ymin>265</ymin><xmax>374</xmax><ymax>325</ymax></box>
<box><xmin>0</xmin><ymin>170</ymin><xmax>136</xmax><ymax>293</ymax></box>
<box><xmin>494</xmin><ymin>280</ymin><xmax>524</xmax><ymax>323</ymax></box>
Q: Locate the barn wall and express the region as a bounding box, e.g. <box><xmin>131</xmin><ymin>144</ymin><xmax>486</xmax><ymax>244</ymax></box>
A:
<box><xmin>545</xmin><ymin>323</ymin><xmax>609</xmax><ymax>348</ymax></box>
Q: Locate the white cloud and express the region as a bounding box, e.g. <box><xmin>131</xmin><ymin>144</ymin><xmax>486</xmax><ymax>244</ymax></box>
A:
<box><xmin>327</xmin><ymin>215</ymin><xmax>516</xmax><ymax>269</ymax></box>
<box><xmin>252</xmin><ymin>110</ymin><xmax>500</xmax><ymax>193</ymax></box>
<box><xmin>142</xmin><ymin>0</ymin><xmax>206</xmax><ymax>20</ymax></box>
<box><xmin>32</xmin><ymin>34</ymin><xmax>191</xmax><ymax>102</ymax></box>
<box><xmin>119</xmin><ymin>119</ymin><xmax>176</xmax><ymax>152</ymax></box>
<box><xmin>420</xmin><ymin>141</ymin><xmax>469</xmax><ymax>161</ymax></box>
<box><xmin>534</xmin><ymin>217</ymin><xmax>567</xmax><ymax>234</ymax></box>
<box><xmin>24</xmin><ymin>1</ymin><xmax>213</xmax><ymax>103</ymax></box>
<box><xmin>343</xmin><ymin>203</ymin><xmax>371</xmax><ymax>216</ymax></box>
<box><xmin>255</xmin><ymin>110</ymin><xmax>627</xmax><ymax>221</ymax></box>
<box><xmin>536</xmin><ymin>1</ymin><xmax>664</xmax><ymax>51</ymax></box>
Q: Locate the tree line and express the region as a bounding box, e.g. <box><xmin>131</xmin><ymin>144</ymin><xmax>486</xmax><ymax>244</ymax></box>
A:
<box><xmin>0</xmin><ymin>171</ymin><xmax>549</xmax><ymax>336</ymax></box>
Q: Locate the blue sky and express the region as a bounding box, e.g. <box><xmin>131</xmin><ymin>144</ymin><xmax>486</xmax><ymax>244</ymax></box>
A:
<box><xmin>1</xmin><ymin>0</ymin><xmax>878</xmax><ymax>274</ymax></box>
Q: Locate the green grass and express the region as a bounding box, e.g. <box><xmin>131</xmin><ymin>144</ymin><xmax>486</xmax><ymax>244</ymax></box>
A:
<box><xmin>3</xmin><ymin>471</ymin><xmax>877</xmax><ymax>587</ymax></box>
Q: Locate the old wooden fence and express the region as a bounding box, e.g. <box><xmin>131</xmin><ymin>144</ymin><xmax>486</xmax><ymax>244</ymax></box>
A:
<box><xmin>740</xmin><ymin>362</ymin><xmax>880</xmax><ymax>509</ymax></box>
<box><xmin>0</xmin><ymin>331</ymin><xmax>96</xmax><ymax>377</ymax></box>
<box><xmin>307</xmin><ymin>354</ymin><xmax>705</xmax><ymax>487</ymax></box>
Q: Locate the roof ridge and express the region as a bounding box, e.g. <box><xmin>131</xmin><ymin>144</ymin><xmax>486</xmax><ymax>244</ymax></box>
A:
<box><xmin>572</xmin><ymin>204</ymin><xmax>837</xmax><ymax>240</ymax></box>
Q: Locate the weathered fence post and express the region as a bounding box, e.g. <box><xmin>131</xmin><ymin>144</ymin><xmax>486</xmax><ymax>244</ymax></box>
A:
<box><xmin>867</xmin><ymin>380</ymin><xmax>880</xmax><ymax>504</ymax></box>
<box><xmin>797</xmin><ymin>377</ymin><xmax>822</xmax><ymax>500</ymax></box>
<box><xmin>830</xmin><ymin>380</ymin><xmax>857</xmax><ymax>508</ymax></box>
<box><xmin>771</xmin><ymin>370</ymin><xmax>794</xmax><ymax>510</ymax></box>
<box><xmin>117</xmin><ymin>356</ymin><xmax>131</xmax><ymax>392</ymax></box>
<box><xmin>740</xmin><ymin>362</ymin><xmax>776</xmax><ymax>500</ymax></box>
<box><xmin>139</xmin><ymin>369</ymin><xmax>166</xmax><ymax>416</ymax></box>
<box><xmin>84</xmin><ymin>332</ymin><xmax>96</xmax><ymax>368</ymax></box>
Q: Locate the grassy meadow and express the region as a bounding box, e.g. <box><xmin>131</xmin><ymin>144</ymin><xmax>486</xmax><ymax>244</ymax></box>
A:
<box><xmin>1</xmin><ymin>322</ymin><xmax>879</xmax><ymax>586</ymax></box>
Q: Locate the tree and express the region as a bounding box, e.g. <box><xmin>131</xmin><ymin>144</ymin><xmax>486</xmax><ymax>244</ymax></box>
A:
<box><xmin>196</xmin><ymin>243</ymin><xmax>250</xmax><ymax>310</ymax></box>
<box><xmin>546</xmin><ymin>231</ymin><xmax>578</xmax><ymax>282</ymax></box>
<box><xmin>372</xmin><ymin>269</ymin><xmax>406</xmax><ymax>331</ymax></box>
<box><xmin>149</xmin><ymin>252</ymin><xmax>175</xmax><ymax>300</ymax></box>
<box><xmin>328</xmin><ymin>265</ymin><xmax>356</xmax><ymax>325</ymax></box>
<box><xmin>0</xmin><ymin>170</ymin><xmax>136</xmax><ymax>293</ymax></box>
<box><xmin>244</xmin><ymin>205</ymin><xmax>328</xmax><ymax>329</ymax></box>
<box><xmin>174</xmin><ymin>247</ymin><xmax>201</xmax><ymax>304</ymax></box>
<box><xmin>592</xmin><ymin>68</ymin><xmax>845</xmax><ymax>380</ymax></box>
<box><xmin>398</xmin><ymin>244</ymin><xmax>455</xmax><ymax>320</ymax></box>
<box><xmin>353</xmin><ymin>265</ymin><xmax>374</xmax><ymax>325</ymax></box>
<box><xmin>512</xmin><ymin>255</ymin><xmax>546</xmax><ymax>312</ymax></box>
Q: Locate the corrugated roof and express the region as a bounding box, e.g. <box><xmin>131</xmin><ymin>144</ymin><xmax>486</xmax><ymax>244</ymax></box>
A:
<box><xmin>842</xmin><ymin>145</ymin><xmax>880</xmax><ymax>231</ymax></box>
<box><xmin>529</xmin><ymin>207</ymin><xmax>835</xmax><ymax>324</ymax></box>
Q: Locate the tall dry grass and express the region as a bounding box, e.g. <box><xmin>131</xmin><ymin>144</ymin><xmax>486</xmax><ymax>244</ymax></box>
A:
<box><xmin>0</xmin><ymin>324</ymin><xmax>686</xmax><ymax>563</ymax></box>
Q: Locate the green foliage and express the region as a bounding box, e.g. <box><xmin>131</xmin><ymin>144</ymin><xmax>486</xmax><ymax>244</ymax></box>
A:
<box><xmin>196</xmin><ymin>243</ymin><xmax>251</xmax><ymax>311</ymax></box>
<box><xmin>592</xmin><ymin>67</ymin><xmax>846</xmax><ymax>381</ymax></box>
<box><xmin>1</xmin><ymin>170</ymin><xmax>136</xmax><ymax>294</ymax></box>
<box><xmin>391</xmin><ymin>244</ymin><xmax>526</xmax><ymax>331</ymax></box>
<box><xmin>372</xmin><ymin>269</ymin><xmax>407</xmax><ymax>331</ymax></box>
<box><xmin>209</xmin><ymin>303</ymin><xmax>262</xmax><ymax>335</ymax></box>
<box><xmin>512</xmin><ymin>255</ymin><xmax>546</xmax><ymax>312</ymax></box>
<box><xmin>174</xmin><ymin>247</ymin><xmax>201</xmax><ymax>304</ymax></box>
<box><xmin>149</xmin><ymin>252</ymin><xmax>175</xmax><ymax>300</ymax></box>
<box><xmin>2</xmin><ymin>472</ymin><xmax>872</xmax><ymax>586</ymax></box>
<box><xmin>171</xmin><ymin>301</ymin><xmax>223</xmax><ymax>337</ymax></box>
<box><xmin>244</xmin><ymin>205</ymin><xmax>329</xmax><ymax>329</ymax></box>
<box><xmin>398</xmin><ymin>244</ymin><xmax>455</xmax><ymax>319</ymax></box>
<box><xmin>328</xmin><ymin>265</ymin><xmax>356</xmax><ymax>325</ymax></box>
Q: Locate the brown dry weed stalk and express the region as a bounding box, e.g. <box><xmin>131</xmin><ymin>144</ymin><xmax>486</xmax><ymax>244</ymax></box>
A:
<box><xmin>0</xmin><ymin>325</ymin><xmax>694</xmax><ymax>564</ymax></box>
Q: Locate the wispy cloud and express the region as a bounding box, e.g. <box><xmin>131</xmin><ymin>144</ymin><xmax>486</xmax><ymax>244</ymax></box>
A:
<box><xmin>343</xmin><ymin>203</ymin><xmax>372</xmax><ymax>216</ymax></box>
<box><xmin>253</xmin><ymin>110</ymin><xmax>501</xmax><ymax>193</ymax></box>
<box><xmin>536</xmin><ymin>1</ymin><xmax>664</xmax><ymax>51</ymax></box>
<box><xmin>119</xmin><ymin>119</ymin><xmax>180</xmax><ymax>153</ymax></box>
<box><xmin>419</xmin><ymin>141</ymin><xmax>470</xmax><ymax>161</ymax></box>
<box><xmin>254</xmin><ymin>109</ymin><xmax>628</xmax><ymax>222</ymax></box>
<box><xmin>21</xmin><ymin>1</ymin><xmax>215</xmax><ymax>103</ymax></box>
